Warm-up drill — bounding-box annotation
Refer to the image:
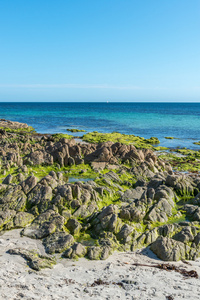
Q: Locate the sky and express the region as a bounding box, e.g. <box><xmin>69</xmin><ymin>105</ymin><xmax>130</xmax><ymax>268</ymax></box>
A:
<box><xmin>0</xmin><ymin>0</ymin><xmax>199</xmax><ymax>102</ymax></box>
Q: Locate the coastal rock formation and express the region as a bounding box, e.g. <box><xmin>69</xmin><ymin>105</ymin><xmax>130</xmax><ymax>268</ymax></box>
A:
<box><xmin>1</xmin><ymin>119</ymin><xmax>200</xmax><ymax>267</ymax></box>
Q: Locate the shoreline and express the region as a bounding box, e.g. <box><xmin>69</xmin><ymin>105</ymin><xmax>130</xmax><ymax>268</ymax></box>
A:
<box><xmin>1</xmin><ymin>229</ymin><xmax>200</xmax><ymax>300</ymax></box>
<box><xmin>1</xmin><ymin>119</ymin><xmax>200</xmax><ymax>298</ymax></box>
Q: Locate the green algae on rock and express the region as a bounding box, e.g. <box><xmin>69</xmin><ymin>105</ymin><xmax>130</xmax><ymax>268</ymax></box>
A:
<box><xmin>82</xmin><ymin>131</ymin><xmax>160</xmax><ymax>148</ymax></box>
<box><xmin>7</xmin><ymin>248</ymin><xmax>56</xmax><ymax>271</ymax></box>
<box><xmin>158</xmin><ymin>149</ymin><xmax>200</xmax><ymax>172</ymax></box>
<box><xmin>66</xmin><ymin>128</ymin><xmax>86</xmax><ymax>132</ymax></box>
<box><xmin>51</xmin><ymin>133</ymin><xmax>73</xmax><ymax>141</ymax></box>
<box><xmin>1</xmin><ymin>119</ymin><xmax>200</xmax><ymax>267</ymax></box>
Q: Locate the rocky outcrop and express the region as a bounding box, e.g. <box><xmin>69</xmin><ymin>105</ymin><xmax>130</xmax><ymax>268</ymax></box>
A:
<box><xmin>1</xmin><ymin>119</ymin><xmax>200</xmax><ymax>265</ymax></box>
<box><xmin>150</xmin><ymin>236</ymin><xmax>190</xmax><ymax>261</ymax></box>
<box><xmin>43</xmin><ymin>232</ymin><xmax>74</xmax><ymax>254</ymax></box>
<box><xmin>0</xmin><ymin>119</ymin><xmax>29</xmax><ymax>129</ymax></box>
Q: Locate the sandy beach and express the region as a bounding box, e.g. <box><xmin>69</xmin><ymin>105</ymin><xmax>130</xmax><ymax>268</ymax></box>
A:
<box><xmin>0</xmin><ymin>229</ymin><xmax>199</xmax><ymax>300</ymax></box>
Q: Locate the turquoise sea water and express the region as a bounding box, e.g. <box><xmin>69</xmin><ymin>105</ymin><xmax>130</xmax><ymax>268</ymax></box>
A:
<box><xmin>0</xmin><ymin>102</ymin><xmax>200</xmax><ymax>149</ymax></box>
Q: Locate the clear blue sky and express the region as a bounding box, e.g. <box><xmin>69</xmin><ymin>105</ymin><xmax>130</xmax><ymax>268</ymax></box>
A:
<box><xmin>0</xmin><ymin>0</ymin><xmax>199</xmax><ymax>102</ymax></box>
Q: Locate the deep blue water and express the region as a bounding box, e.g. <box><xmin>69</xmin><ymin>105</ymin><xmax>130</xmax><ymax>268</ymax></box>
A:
<box><xmin>0</xmin><ymin>102</ymin><xmax>200</xmax><ymax>149</ymax></box>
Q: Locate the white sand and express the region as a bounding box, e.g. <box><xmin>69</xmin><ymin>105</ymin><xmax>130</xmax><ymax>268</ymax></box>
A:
<box><xmin>0</xmin><ymin>229</ymin><xmax>200</xmax><ymax>300</ymax></box>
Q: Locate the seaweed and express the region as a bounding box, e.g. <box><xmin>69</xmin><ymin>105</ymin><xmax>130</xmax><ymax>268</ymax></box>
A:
<box><xmin>131</xmin><ymin>263</ymin><xmax>198</xmax><ymax>278</ymax></box>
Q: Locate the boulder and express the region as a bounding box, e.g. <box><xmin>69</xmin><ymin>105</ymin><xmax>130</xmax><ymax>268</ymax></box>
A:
<box><xmin>43</xmin><ymin>232</ymin><xmax>74</xmax><ymax>254</ymax></box>
<box><xmin>24</xmin><ymin>150</ymin><xmax>53</xmax><ymax>165</ymax></box>
<box><xmin>20</xmin><ymin>176</ymin><xmax>37</xmax><ymax>194</ymax></box>
<box><xmin>66</xmin><ymin>218</ymin><xmax>82</xmax><ymax>235</ymax></box>
<box><xmin>21</xmin><ymin>210</ymin><xmax>65</xmax><ymax>239</ymax></box>
<box><xmin>27</xmin><ymin>183</ymin><xmax>52</xmax><ymax>213</ymax></box>
<box><xmin>173</xmin><ymin>227</ymin><xmax>194</xmax><ymax>243</ymax></box>
<box><xmin>2</xmin><ymin>174</ymin><xmax>13</xmax><ymax>184</ymax></box>
<box><xmin>63</xmin><ymin>242</ymin><xmax>87</xmax><ymax>258</ymax></box>
<box><xmin>150</xmin><ymin>236</ymin><xmax>190</xmax><ymax>261</ymax></box>
<box><xmin>87</xmin><ymin>246</ymin><xmax>111</xmax><ymax>260</ymax></box>
<box><xmin>13</xmin><ymin>212</ymin><xmax>34</xmax><ymax>228</ymax></box>
<box><xmin>0</xmin><ymin>185</ymin><xmax>26</xmax><ymax>211</ymax></box>
<box><xmin>116</xmin><ymin>224</ymin><xmax>134</xmax><ymax>244</ymax></box>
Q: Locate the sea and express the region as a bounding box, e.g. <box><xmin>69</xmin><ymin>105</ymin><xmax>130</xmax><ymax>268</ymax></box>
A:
<box><xmin>0</xmin><ymin>102</ymin><xmax>200</xmax><ymax>150</ymax></box>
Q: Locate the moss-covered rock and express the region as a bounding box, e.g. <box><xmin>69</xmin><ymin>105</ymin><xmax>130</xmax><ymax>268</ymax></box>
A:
<box><xmin>66</xmin><ymin>128</ymin><xmax>86</xmax><ymax>133</ymax></box>
<box><xmin>1</xmin><ymin>119</ymin><xmax>200</xmax><ymax>263</ymax></box>
<box><xmin>63</xmin><ymin>242</ymin><xmax>87</xmax><ymax>258</ymax></box>
<box><xmin>7</xmin><ymin>248</ymin><xmax>56</xmax><ymax>271</ymax></box>
<box><xmin>82</xmin><ymin>131</ymin><xmax>160</xmax><ymax>148</ymax></box>
<box><xmin>150</xmin><ymin>236</ymin><xmax>190</xmax><ymax>261</ymax></box>
<box><xmin>43</xmin><ymin>232</ymin><xmax>74</xmax><ymax>254</ymax></box>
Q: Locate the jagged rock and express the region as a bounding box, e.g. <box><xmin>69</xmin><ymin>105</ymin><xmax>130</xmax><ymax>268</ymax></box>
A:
<box><xmin>27</xmin><ymin>183</ymin><xmax>52</xmax><ymax>213</ymax></box>
<box><xmin>71</xmin><ymin>184</ymin><xmax>81</xmax><ymax>199</ymax></box>
<box><xmin>98</xmin><ymin>232</ymin><xmax>118</xmax><ymax>249</ymax></box>
<box><xmin>39</xmin><ymin>175</ymin><xmax>58</xmax><ymax>189</ymax></box>
<box><xmin>146</xmin><ymin>192</ymin><xmax>175</xmax><ymax>223</ymax></box>
<box><xmin>13</xmin><ymin>212</ymin><xmax>35</xmax><ymax>228</ymax></box>
<box><xmin>0</xmin><ymin>119</ymin><xmax>29</xmax><ymax>129</ymax></box>
<box><xmin>116</xmin><ymin>224</ymin><xmax>134</xmax><ymax>244</ymax></box>
<box><xmin>158</xmin><ymin>224</ymin><xmax>177</xmax><ymax>237</ymax></box>
<box><xmin>144</xmin><ymin>228</ymin><xmax>158</xmax><ymax>244</ymax></box>
<box><xmin>87</xmin><ymin>246</ymin><xmax>110</xmax><ymax>260</ymax></box>
<box><xmin>21</xmin><ymin>210</ymin><xmax>65</xmax><ymax>239</ymax></box>
<box><xmin>150</xmin><ymin>236</ymin><xmax>190</xmax><ymax>261</ymax></box>
<box><xmin>146</xmin><ymin>205</ymin><xmax>169</xmax><ymax>223</ymax></box>
<box><xmin>87</xmin><ymin>246</ymin><xmax>101</xmax><ymax>260</ymax></box>
<box><xmin>84</xmin><ymin>145</ymin><xmax>113</xmax><ymax>164</ymax></box>
<box><xmin>15</xmin><ymin>173</ymin><xmax>25</xmax><ymax>182</ymax></box>
<box><xmin>56</xmin><ymin>184</ymin><xmax>73</xmax><ymax>201</ymax></box>
<box><xmin>103</xmin><ymin>171</ymin><xmax>122</xmax><ymax>183</ymax></box>
<box><xmin>121</xmin><ymin>187</ymin><xmax>146</xmax><ymax>203</ymax></box>
<box><xmin>120</xmin><ymin>205</ymin><xmax>146</xmax><ymax>222</ymax></box>
<box><xmin>2</xmin><ymin>174</ymin><xmax>13</xmax><ymax>184</ymax></box>
<box><xmin>68</xmin><ymin>157</ymin><xmax>75</xmax><ymax>166</ymax></box>
<box><xmin>25</xmin><ymin>150</ymin><xmax>53</xmax><ymax>165</ymax></box>
<box><xmin>131</xmin><ymin>164</ymin><xmax>155</xmax><ymax>179</ymax></box>
<box><xmin>166</xmin><ymin>174</ymin><xmax>196</xmax><ymax>195</ymax></box>
<box><xmin>66</xmin><ymin>218</ymin><xmax>82</xmax><ymax>235</ymax></box>
<box><xmin>49</xmin><ymin>170</ymin><xmax>57</xmax><ymax>179</ymax></box>
<box><xmin>1</xmin><ymin>119</ymin><xmax>200</xmax><ymax>263</ymax></box>
<box><xmin>63</xmin><ymin>242</ymin><xmax>87</xmax><ymax>258</ymax></box>
<box><xmin>61</xmin><ymin>209</ymin><xmax>71</xmax><ymax>220</ymax></box>
<box><xmin>18</xmin><ymin>165</ymin><xmax>28</xmax><ymax>173</ymax></box>
<box><xmin>98</xmin><ymin>205</ymin><xmax>118</xmax><ymax>221</ymax></box>
<box><xmin>0</xmin><ymin>210</ymin><xmax>16</xmax><ymax>230</ymax></box>
<box><xmin>91</xmin><ymin>205</ymin><xmax>121</xmax><ymax>234</ymax></box>
<box><xmin>7</xmin><ymin>248</ymin><xmax>56</xmax><ymax>271</ymax></box>
<box><xmin>191</xmin><ymin>192</ymin><xmax>200</xmax><ymax>206</ymax></box>
<box><xmin>73</xmin><ymin>204</ymin><xmax>97</xmax><ymax>218</ymax></box>
<box><xmin>173</xmin><ymin>227</ymin><xmax>194</xmax><ymax>243</ymax></box>
<box><xmin>147</xmin><ymin>188</ymin><xmax>155</xmax><ymax>199</ymax></box>
<box><xmin>182</xmin><ymin>204</ymin><xmax>200</xmax><ymax>221</ymax></box>
<box><xmin>0</xmin><ymin>185</ymin><xmax>26</xmax><ymax>211</ymax></box>
<box><xmin>193</xmin><ymin>232</ymin><xmax>200</xmax><ymax>246</ymax></box>
<box><xmin>154</xmin><ymin>185</ymin><xmax>175</xmax><ymax>204</ymax></box>
<box><xmin>100</xmin><ymin>246</ymin><xmax>111</xmax><ymax>260</ymax></box>
<box><xmin>20</xmin><ymin>176</ymin><xmax>37</xmax><ymax>194</ymax></box>
<box><xmin>43</xmin><ymin>232</ymin><xmax>74</xmax><ymax>254</ymax></box>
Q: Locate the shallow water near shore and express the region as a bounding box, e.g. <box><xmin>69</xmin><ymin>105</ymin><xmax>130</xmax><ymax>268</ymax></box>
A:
<box><xmin>1</xmin><ymin>102</ymin><xmax>200</xmax><ymax>149</ymax></box>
